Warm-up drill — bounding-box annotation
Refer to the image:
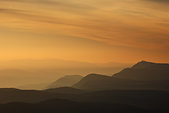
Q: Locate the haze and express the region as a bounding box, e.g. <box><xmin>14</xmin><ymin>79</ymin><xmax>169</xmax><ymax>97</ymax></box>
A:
<box><xmin>0</xmin><ymin>0</ymin><xmax>169</xmax><ymax>88</ymax></box>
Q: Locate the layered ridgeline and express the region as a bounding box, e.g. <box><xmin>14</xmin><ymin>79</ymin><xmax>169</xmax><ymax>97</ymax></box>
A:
<box><xmin>48</xmin><ymin>75</ymin><xmax>83</xmax><ymax>89</ymax></box>
<box><xmin>0</xmin><ymin>88</ymin><xmax>169</xmax><ymax>111</ymax></box>
<box><xmin>0</xmin><ymin>61</ymin><xmax>169</xmax><ymax>112</ymax></box>
<box><xmin>73</xmin><ymin>61</ymin><xmax>169</xmax><ymax>90</ymax></box>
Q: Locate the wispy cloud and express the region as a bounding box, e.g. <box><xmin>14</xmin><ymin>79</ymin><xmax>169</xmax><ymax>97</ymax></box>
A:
<box><xmin>0</xmin><ymin>0</ymin><xmax>169</xmax><ymax>63</ymax></box>
<box><xmin>148</xmin><ymin>0</ymin><xmax>169</xmax><ymax>3</ymax></box>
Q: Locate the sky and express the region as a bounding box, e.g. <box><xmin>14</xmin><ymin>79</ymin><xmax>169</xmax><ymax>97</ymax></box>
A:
<box><xmin>0</xmin><ymin>0</ymin><xmax>169</xmax><ymax>64</ymax></box>
<box><xmin>0</xmin><ymin>0</ymin><xmax>169</xmax><ymax>88</ymax></box>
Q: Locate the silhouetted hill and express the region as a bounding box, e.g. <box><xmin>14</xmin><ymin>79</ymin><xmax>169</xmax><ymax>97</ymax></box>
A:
<box><xmin>48</xmin><ymin>75</ymin><xmax>83</xmax><ymax>89</ymax></box>
<box><xmin>73</xmin><ymin>61</ymin><xmax>169</xmax><ymax>90</ymax></box>
<box><xmin>73</xmin><ymin>74</ymin><xmax>115</xmax><ymax>90</ymax></box>
<box><xmin>132</xmin><ymin>61</ymin><xmax>169</xmax><ymax>69</ymax></box>
<box><xmin>0</xmin><ymin>88</ymin><xmax>85</xmax><ymax>104</ymax></box>
<box><xmin>0</xmin><ymin>99</ymin><xmax>148</xmax><ymax>113</ymax></box>
<box><xmin>73</xmin><ymin>73</ymin><xmax>141</xmax><ymax>90</ymax></box>
<box><xmin>0</xmin><ymin>89</ymin><xmax>169</xmax><ymax>113</ymax></box>
<box><xmin>114</xmin><ymin>61</ymin><xmax>169</xmax><ymax>81</ymax></box>
<box><xmin>0</xmin><ymin>61</ymin><xmax>169</xmax><ymax>112</ymax></box>
<box><xmin>45</xmin><ymin>87</ymin><xmax>85</xmax><ymax>94</ymax></box>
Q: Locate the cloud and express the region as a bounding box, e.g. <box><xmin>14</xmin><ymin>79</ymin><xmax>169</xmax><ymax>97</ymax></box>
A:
<box><xmin>0</xmin><ymin>0</ymin><xmax>95</xmax><ymax>11</ymax></box>
<box><xmin>0</xmin><ymin>0</ymin><xmax>169</xmax><ymax>63</ymax></box>
<box><xmin>0</xmin><ymin>8</ymin><xmax>23</xmax><ymax>13</ymax></box>
<box><xmin>148</xmin><ymin>0</ymin><xmax>169</xmax><ymax>3</ymax></box>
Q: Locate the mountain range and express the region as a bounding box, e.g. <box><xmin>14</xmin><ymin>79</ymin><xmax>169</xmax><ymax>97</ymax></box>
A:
<box><xmin>0</xmin><ymin>61</ymin><xmax>169</xmax><ymax>112</ymax></box>
<box><xmin>73</xmin><ymin>61</ymin><xmax>169</xmax><ymax>90</ymax></box>
<box><xmin>0</xmin><ymin>87</ymin><xmax>168</xmax><ymax>113</ymax></box>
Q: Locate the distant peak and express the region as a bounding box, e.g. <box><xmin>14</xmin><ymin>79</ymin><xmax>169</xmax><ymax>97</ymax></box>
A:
<box><xmin>132</xmin><ymin>60</ymin><xmax>155</xmax><ymax>68</ymax></box>
<box><xmin>86</xmin><ymin>73</ymin><xmax>107</xmax><ymax>77</ymax></box>
<box><xmin>138</xmin><ymin>60</ymin><xmax>153</xmax><ymax>64</ymax></box>
<box><xmin>84</xmin><ymin>73</ymin><xmax>111</xmax><ymax>80</ymax></box>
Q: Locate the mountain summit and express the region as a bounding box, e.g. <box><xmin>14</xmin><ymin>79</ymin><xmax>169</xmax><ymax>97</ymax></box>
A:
<box><xmin>132</xmin><ymin>60</ymin><xmax>155</xmax><ymax>68</ymax></box>
<box><xmin>132</xmin><ymin>61</ymin><xmax>169</xmax><ymax>69</ymax></box>
<box><xmin>114</xmin><ymin>61</ymin><xmax>169</xmax><ymax>81</ymax></box>
<box><xmin>74</xmin><ymin>61</ymin><xmax>169</xmax><ymax>90</ymax></box>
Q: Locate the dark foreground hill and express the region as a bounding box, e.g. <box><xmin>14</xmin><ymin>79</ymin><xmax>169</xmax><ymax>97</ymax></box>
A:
<box><xmin>73</xmin><ymin>61</ymin><xmax>169</xmax><ymax>90</ymax></box>
<box><xmin>0</xmin><ymin>88</ymin><xmax>169</xmax><ymax>112</ymax></box>
<box><xmin>0</xmin><ymin>99</ymin><xmax>152</xmax><ymax>113</ymax></box>
<box><xmin>0</xmin><ymin>61</ymin><xmax>169</xmax><ymax>113</ymax></box>
<box><xmin>0</xmin><ymin>88</ymin><xmax>86</xmax><ymax>104</ymax></box>
<box><xmin>0</xmin><ymin>90</ymin><xmax>169</xmax><ymax>113</ymax></box>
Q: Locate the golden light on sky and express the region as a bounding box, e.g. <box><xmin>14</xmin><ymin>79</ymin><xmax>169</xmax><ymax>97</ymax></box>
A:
<box><xmin>0</xmin><ymin>0</ymin><xmax>169</xmax><ymax>88</ymax></box>
<box><xmin>0</xmin><ymin>0</ymin><xmax>169</xmax><ymax>64</ymax></box>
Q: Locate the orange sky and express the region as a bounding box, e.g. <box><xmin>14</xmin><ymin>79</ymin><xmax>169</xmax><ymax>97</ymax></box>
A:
<box><xmin>0</xmin><ymin>0</ymin><xmax>169</xmax><ymax>64</ymax></box>
<box><xmin>0</xmin><ymin>0</ymin><xmax>169</xmax><ymax>88</ymax></box>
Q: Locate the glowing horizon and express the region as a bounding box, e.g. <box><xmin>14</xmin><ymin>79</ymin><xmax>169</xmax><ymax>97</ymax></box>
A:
<box><xmin>0</xmin><ymin>0</ymin><xmax>169</xmax><ymax>64</ymax></box>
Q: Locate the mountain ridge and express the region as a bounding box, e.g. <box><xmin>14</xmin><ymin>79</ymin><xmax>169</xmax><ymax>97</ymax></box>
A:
<box><xmin>73</xmin><ymin>61</ymin><xmax>169</xmax><ymax>90</ymax></box>
<box><xmin>132</xmin><ymin>60</ymin><xmax>169</xmax><ymax>69</ymax></box>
